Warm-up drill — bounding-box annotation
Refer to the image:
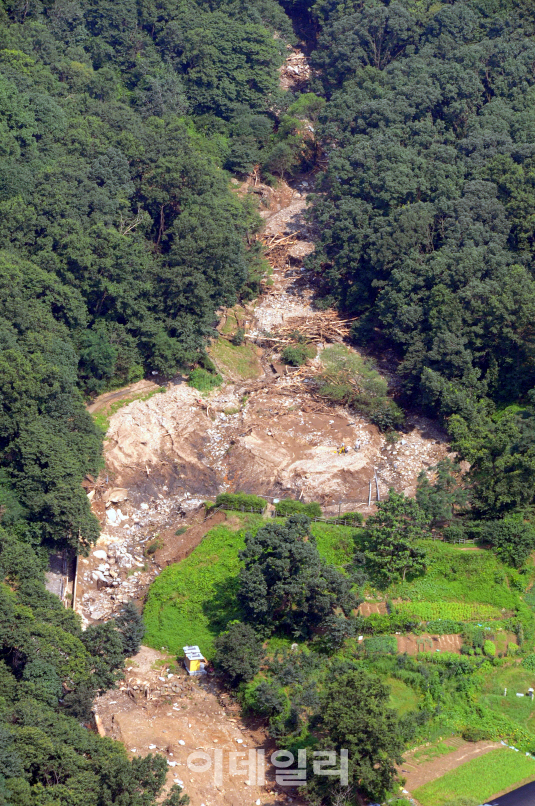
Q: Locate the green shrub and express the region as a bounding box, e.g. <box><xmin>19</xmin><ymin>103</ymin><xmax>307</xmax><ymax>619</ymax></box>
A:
<box><xmin>483</xmin><ymin>640</ymin><xmax>496</xmax><ymax>657</ymax></box>
<box><xmin>274</xmin><ymin>499</ymin><xmax>322</xmax><ymax>517</ymax></box>
<box><xmin>281</xmin><ymin>344</ymin><xmax>315</xmax><ymax>366</ymax></box>
<box><xmin>188</xmin><ymin>367</ymin><xmax>222</xmax><ymax>391</ymax></box>
<box><xmin>231</xmin><ymin>327</ymin><xmax>245</xmax><ymax>346</ymax></box>
<box><xmin>175</xmin><ymin>526</ymin><xmax>188</xmax><ymax>536</ymax></box>
<box><xmin>461</xmin><ymin>725</ymin><xmax>491</xmax><ymax>742</ymax></box>
<box><xmin>522</xmin><ymin>654</ymin><xmax>535</xmax><ymax>671</ymax></box>
<box><xmin>145</xmin><ymin>539</ymin><xmax>162</xmax><ymax>556</ymax></box>
<box><xmin>425</xmin><ymin>619</ymin><xmax>464</xmax><ymax>634</ymax></box>
<box><xmin>215</xmin><ymin>492</ymin><xmax>266</xmax><ymax>512</ymax></box>
<box><xmin>508</xmin><ymin>642</ymin><xmax>519</xmax><ymax>657</ymax></box>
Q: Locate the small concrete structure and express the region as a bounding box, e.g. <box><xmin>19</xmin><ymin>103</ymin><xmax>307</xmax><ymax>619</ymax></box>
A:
<box><xmin>183</xmin><ymin>645</ymin><xmax>207</xmax><ymax>676</ymax></box>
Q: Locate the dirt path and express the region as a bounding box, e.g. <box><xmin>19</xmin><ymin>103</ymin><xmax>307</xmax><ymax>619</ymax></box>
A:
<box><xmin>400</xmin><ymin>739</ymin><xmax>502</xmax><ymax>792</ymax></box>
<box><xmin>87</xmin><ymin>379</ymin><xmax>161</xmax><ymax>414</ymax></box>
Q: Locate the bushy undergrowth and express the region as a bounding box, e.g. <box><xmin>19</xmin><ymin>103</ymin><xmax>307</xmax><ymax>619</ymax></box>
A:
<box><xmin>188</xmin><ymin>368</ymin><xmax>223</xmax><ymax>392</ymax></box>
<box><xmin>214</xmin><ymin>492</ymin><xmax>266</xmax><ymax>512</ymax></box>
<box><xmin>317</xmin><ymin>345</ymin><xmax>404</xmax><ymax>431</ymax></box>
<box><xmin>274</xmin><ymin>499</ymin><xmax>322</xmax><ymax>517</ymax></box>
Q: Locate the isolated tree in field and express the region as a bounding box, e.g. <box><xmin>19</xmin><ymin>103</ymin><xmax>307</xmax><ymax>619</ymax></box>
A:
<box><xmin>416</xmin><ymin>458</ymin><xmax>469</xmax><ymax>529</ymax></box>
<box><xmin>115</xmin><ymin>600</ymin><xmax>145</xmax><ymax>657</ymax></box>
<box><xmin>213</xmin><ymin>621</ymin><xmax>264</xmax><ymax>684</ymax></box>
<box><xmin>363</xmin><ymin>490</ymin><xmax>430</xmax><ymax>583</ymax></box>
<box><xmin>238</xmin><ymin>515</ymin><xmax>357</xmax><ymax>637</ymax></box>
<box><xmin>305</xmin><ymin>669</ymin><xmax>404</xmax><ymax>804</ymax></box>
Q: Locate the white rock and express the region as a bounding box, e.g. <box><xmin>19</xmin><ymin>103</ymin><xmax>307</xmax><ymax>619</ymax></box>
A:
<box><xmin>178</xmin><ymin>739</ymin><xmax>185</xmax><ymax>746</ymax></box>
<box><xmin>93</xmin><ymin>550</ymin><xmax>107</xmax><ymax>560</ymax></box>
<box><xmin>167</xmin><ymin>761</ymin><xmax>177</xmax><ymax>767</ymax></box>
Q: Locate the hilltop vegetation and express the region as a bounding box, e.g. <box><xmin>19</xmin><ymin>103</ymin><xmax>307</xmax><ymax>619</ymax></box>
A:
<box><xmin>305</xmin><ymin>0</ymin><xmax>535</xmax><ymax>521</ymax></box>
<box><xmin>0</xmin><ymin>0</ymin><xmax>293</xmax><ymax>802</ymax></box>
<box><xmin>144</xmin><ymin>505</ymin><xmax>535</xmax><ymax>802</ymax></box>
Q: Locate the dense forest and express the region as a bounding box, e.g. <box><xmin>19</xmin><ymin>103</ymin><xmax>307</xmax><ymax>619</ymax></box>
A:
<box><xmin>307</xmin><ymin>0</ymin><xmax>535</xmax><ymax>520</ymax></box>
<box><xmin>3</xmin><ymin>0</ymin><xmax>535</xmax><ymax>802</ymax></box>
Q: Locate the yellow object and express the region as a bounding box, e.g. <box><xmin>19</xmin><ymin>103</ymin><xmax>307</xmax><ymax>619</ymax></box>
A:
<box><xmin>183</xmin><ymin>645</ymin><xmax>207</xmax><ymax>676</ymax></box>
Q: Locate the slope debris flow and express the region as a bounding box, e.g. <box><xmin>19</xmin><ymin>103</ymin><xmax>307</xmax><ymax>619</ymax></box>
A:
<box><xmin>82</xmin><ymin>45</ymin><xmax>452</xmax><ymax>806</ymax></box>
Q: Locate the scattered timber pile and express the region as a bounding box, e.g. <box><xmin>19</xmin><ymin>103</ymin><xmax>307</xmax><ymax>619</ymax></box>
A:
<box><xmin>259</xmin><ymin>231</ymin><xmax>299</xmax><ymax>270</ymax></box>
<box><xmin>252</xmin><ymin>311</ymin><xmax>357</xmax><ymax>346</ymax></box>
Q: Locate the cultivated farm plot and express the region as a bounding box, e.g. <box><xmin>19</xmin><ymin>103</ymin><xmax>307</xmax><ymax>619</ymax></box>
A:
<box><xmin>396</xmin><ymin>633</ymin><xmax>463</xmax><ymax>655</ymax></box>
<box><xmin>413</xmin><ymin>747</ymin><xmax>535</xmax><ymax>806</ymax></box>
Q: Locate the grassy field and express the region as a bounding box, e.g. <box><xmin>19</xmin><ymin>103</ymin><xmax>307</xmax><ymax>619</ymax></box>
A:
<box><xmin>480</xmin><ymin>666</ymin><xmax>535</xmax><ymax>731</ymax></box>
<box><xmin>387</xmin><ymin>540</ymin><xmax>526</xmax><ymax>611</ymax></box>
<box><xmin>388</xmin><ymin>677</ymin><xmax>421</xmax><ymax>715</ymax></box>
<box><xmin>413</xmin><ymin>748</ymin><xmax>535</xmax><ymax>806</ymax></box>
<box><xmin>144</xmin><ymin>524</ymin><xmax>246</xmax><ymax>658</ymax></box>
<box><xmin>209</xmin><ymin>337</ymin><xmax>262</xmax><ymax>379</ymax></box>
<box><xmin>143</xmin><ymin>515</ymin><xmax>354</xmax><ymax>658</ymax></box>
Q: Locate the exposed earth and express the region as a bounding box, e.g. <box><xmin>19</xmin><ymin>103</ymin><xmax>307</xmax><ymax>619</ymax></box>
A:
<box><xmin>78</xmin><ymin>46</ymin><xmax>458</xmax><ymax>806</ymax></box>
<box><xmin>95</xmin><ymin>645</ymin><xmax>300</xmax><ymax>806</ymax></box>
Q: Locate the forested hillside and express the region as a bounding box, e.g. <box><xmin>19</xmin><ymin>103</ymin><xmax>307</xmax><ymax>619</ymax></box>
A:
<box><xmin>3</xmin><ymin>0</ymin><xmax>535</xmax><ymax>803</ymax></box>
<box><xmin>0</xmin><ymin>0</ymin><xmax>293</xmax><ymax>550</ymax></box>
<box><xmin>306</xmin><ymin>0</ymin><xmax>535</xmax><ymax>518</ymax></box>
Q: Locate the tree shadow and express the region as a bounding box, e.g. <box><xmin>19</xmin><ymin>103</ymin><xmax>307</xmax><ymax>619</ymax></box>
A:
<box><xmin>201</xmin><ymin>576</ymin><xmax>245</xmax><ymax>635</ymax></box>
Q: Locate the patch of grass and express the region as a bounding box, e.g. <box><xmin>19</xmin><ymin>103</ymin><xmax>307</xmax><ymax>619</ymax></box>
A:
<box><xmin>389</xmin><ymin>541</ymin><xmax>526</xmax><ymax>611</ymax></box>
<box><xmin>92</xmin><ymin>386</ymin><xmax>166</xmax><ymax>432</ymax></box>
<box><xmin>188</xmin><ymin>368</ymin><xmax>222</xmax><ymax>392</ymax></box>
<box><xmin>143</xmin><ymin>525</ymin><xmax>245</xmax><ymax>658</ymax></box>
<box><xmin>480</xmin><ymin>666</ymin><xmax>535</xmax><ymax>731</ymax></box>
<box><xmin>413</xmin><ymin>748</ymin><xmax>535</xmax><ymax>806</ymax></box>
<box><xmin>410</xmin><ymin>740</ymin><xmax>458</xmax><ymax>764</ymax></box>
<box><xmin>309</xmin><ymin>522</ymin><xmax>355</xmax><ymax>566</ymax></box>
<box><xmin>388</xmin><ymin>677</ymin><xmax>421</xmax><ymax>716</ymax></box>
<box><xmin>220</xmin><ymin>306</ymin><xmax>245</xmax><ymax>336</ymax></box>
<box><xmin>210</xmin><ymin>337</ymin><xmax>262</xmax><ymax>380</ymax></box>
